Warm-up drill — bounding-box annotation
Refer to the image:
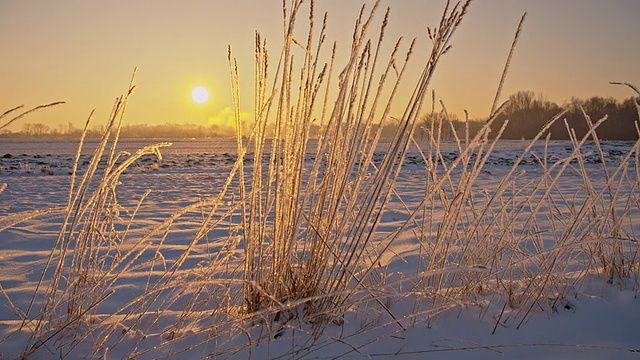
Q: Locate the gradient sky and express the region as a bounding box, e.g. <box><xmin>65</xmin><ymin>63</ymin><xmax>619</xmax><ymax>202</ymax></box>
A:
<box><xmin>1</xmin><ymin>0</ymin><xmax>639</xmax><ymax>131</ymax></box>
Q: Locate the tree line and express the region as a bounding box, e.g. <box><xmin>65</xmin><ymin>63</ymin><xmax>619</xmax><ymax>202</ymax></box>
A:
<box><xmin>0</xmin><ymin>122</ymin><xmax>236</xmax><ymax>139</ymax></box>
<box><xmin>2</xmin><ymin>91</ymin><xmax>638</xmax><ymax>141</ymax></box>
<box><xmin>416</xmin><ymin>91</ymin><xmax>639</xmax><ymax>141</ymax></box>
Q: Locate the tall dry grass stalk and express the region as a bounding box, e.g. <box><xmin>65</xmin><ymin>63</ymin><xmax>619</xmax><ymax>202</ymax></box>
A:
<box><xmin>0</xmin><ymin>102</ymin><xmax>65</xmax><ymax>133</ymax></box>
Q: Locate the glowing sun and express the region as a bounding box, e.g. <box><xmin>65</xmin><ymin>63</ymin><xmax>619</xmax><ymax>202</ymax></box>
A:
<box><xmin>191</xmin><ymin>86</ymin><xmax>209</xmax><ymax>104</ymax></box>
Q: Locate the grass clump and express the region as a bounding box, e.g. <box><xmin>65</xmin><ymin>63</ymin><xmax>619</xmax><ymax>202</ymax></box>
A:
<box><xmin>235</xmin><ymin>0</ymin><xmax>471</xmax><ymax>323</ymax></box>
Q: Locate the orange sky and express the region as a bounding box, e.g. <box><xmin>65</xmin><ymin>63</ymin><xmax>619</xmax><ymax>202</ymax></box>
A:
<box><xmin>1</xmin><ymin>0</ymin><xmax>639</xmax><ymax>131</ymax></box>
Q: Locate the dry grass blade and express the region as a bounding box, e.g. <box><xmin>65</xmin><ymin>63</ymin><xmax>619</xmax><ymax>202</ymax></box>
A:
<box><xmin>0</xmin><ymin>102</ymin><xmax>65</xmax><ymax>132</ymax></box>
<box><xmin>489</xmin><ymin>12</ymin><xmax>527</xmax><ymax>118</ymax></box>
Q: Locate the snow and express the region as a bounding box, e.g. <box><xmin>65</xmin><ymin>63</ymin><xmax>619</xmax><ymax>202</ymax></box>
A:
<box><xmin>1</xmin><ymin>139</ymin><xmax>639</xmax><ymax>359</ymax></box>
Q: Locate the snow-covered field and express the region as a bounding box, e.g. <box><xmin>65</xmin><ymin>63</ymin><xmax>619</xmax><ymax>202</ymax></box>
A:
<box><xmin>1</xmin><ymin>138</ymin><xmax>639</xmax><ymax>359</ymax></box>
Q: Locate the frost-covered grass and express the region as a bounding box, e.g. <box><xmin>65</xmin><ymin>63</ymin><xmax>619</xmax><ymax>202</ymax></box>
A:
<box><xmin>1</xmin><ymin>1</ymin><xmax>640</xmax><ymax>359</ymax></box>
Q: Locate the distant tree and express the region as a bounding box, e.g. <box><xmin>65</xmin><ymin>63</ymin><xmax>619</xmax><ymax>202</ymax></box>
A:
<box><xmin>491</xmin><ymin>91</ymin><xmax>561</xmax><ymax>139</ymax></box>
<box><xmin>22</xmin><ymin>122</ymin><xmax>51</xmax><ymax>137</ymax></box>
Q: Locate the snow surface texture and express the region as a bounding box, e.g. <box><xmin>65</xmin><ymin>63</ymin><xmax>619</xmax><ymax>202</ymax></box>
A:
<box><xmin>1</xmin><ymin>139</ymin><xmax>639</xmax><ymax>359</ymax></box>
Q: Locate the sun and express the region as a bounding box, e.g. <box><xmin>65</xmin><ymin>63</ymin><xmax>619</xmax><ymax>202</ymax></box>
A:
<box><xmin>191</xmin><ymin>86</ymin><xmax>209</xmax><ymax>104</ymax></box>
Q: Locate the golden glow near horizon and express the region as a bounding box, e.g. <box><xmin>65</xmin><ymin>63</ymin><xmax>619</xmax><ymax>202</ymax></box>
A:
<box><xmin>1</xmin><ymin>0</ymin><xmax>639</xmax><ymax>131</ymax></box>
<box><xmin>191</xmin><ymin>86</ymin><xmax>209</xmax><ymax>104</ymax></box>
